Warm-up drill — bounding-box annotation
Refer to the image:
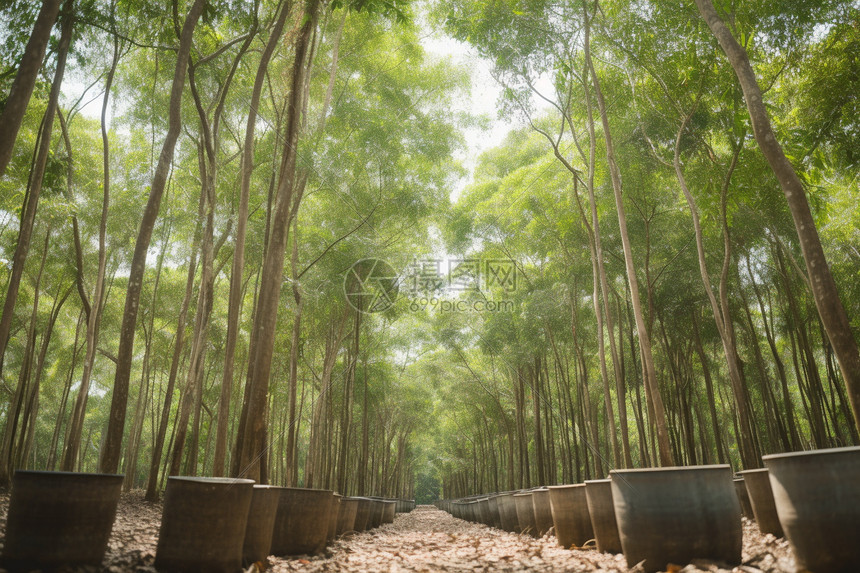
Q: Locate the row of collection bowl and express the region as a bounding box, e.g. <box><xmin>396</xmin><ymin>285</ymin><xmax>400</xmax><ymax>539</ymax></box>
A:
<box><xmin>439</xmin><ymin>445</ymin><xmax>860</xmax><ymax>572</ymax></box>
<box><xmin>1</xmin><ymin>471</ymin><xmax>415</xmax><ymax>572</ymax></box>
<box><xmin>439</xmin><ymin>481</ymin><xmax>617</xmax><ymax>551</ymax></box>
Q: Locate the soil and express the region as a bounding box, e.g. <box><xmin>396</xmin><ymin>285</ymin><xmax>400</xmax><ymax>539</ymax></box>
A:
<box><xmin>0</xmin><ymin>491</ymin><xmax>797</xmax><ymax>572</ymax></box>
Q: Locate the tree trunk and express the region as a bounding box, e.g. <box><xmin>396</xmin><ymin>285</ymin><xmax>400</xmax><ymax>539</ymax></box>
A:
<box><xmin>0</xmin><ymin>1</ymin><xmax>72</xmax><ymax>379</ymax></box>
<box><xmin>576</xmin><ymin>183</ymin><xmax>619</xmax><ymax>469</ymax></box>
<box><xmin>0</xmin><ymin>0</ymin><xmax>61</xmax><ymax>176</ymax></box>
<box><xmin>531</xmin><ymin>358</ymin><xmax>546</xmax><ymax>486</ymax></box>
<box><xmin>738</xmin><ymin>276</ymin><xmax>787</xmax><ymax>450</ymax></box>
<box><xmin>188</xmin><ymin>14</ymin><xmax>257</xmax><ymax>477</ymax></box>
<box><xmin>674</xmin><ymin>112</ymin><xmax>758</xmax><ymax>467</ymax></box>
<box><xmin>59</xmin><ymin>27</ymin><xmax>117</xmax><ymax>470</ymax></box>
<box><xmin>284</xmin><ymin>228</ymin><xmax>303</xmax><ymax>486</ymax></box>
<box><xmin>100</xmin><ymin>0</ymin><xmax>204</xmax><ymax>474</ymax></box>
<box><xmin>0</xmin><ymin>227</ymin><xmax>50</xmax><ymax>485</ymax></box>
<box><xmin>168</xmin><ymin>140</ymin><xmax>218</xmax><ymax>479</ymax></box>
<box><xmin>585</xmin><ymin>1</ymin><xmax>673</xmax><ymax>466</ymax></box>
<box><xmin>306</xmin><ymin>307</ymin><xmax>350</xmax><ymax>488</ymax></box>
<box><xmin>123</xmin><ymin>219</ymin><xmax>169</xmax><ymax>490</ymax></box>
<box><xmin>514</xmin><ymin>366</ymin><xmax>529</xmax><ymax>487</ymax></box>
<box><xmin>16</xmin><ymin>284</ymin><xmax>71</xmax><ymax>469</ymax></box>
<box><xmin>747</xmin><ymin>252</ymin><xmax>802</xmax><ymax>449</ymax></box>
<box><xmin>336</xmin><ymin>309</ymin><xmax>360</xmax><ymax>494</ymax></box>
<box><xmin>47</xmin><ymin>308</ymin><xmax>84</xmax><ymax>470</ymax></box>
<box><xmin>358</xmin><ymin>354</ymin><xmax>369</xmax><ymax>494</ymax></box>
<box><xmin>144</xmin><ymin>198</ymin><xmax>204</xmax><ymax>500</ymax></box>
<box><xmin>777</xmin><ymin>249</ymin><xmax>830</xmax><ymax>447</ymax></box>
<box><xmin>820</xmin><ymin>319</ymin><xmax>859</xmax><ymax>444</ymax></box>
<box><xmin>233</xmin><ymin>0</ymin><xmax>320</xmax><ymax>483</ymax></box>
<box><xmin>690</xmin><ymin>310</ymin><xmax>728</xmax><ymax>463</ymax></box>
<box><xmin>577</xmin><ymin>69</ymin><xmax>631</xmax><ymax>468</ymax></box>
<box><xmin>696</xmin><ymin>0</ymin><xmax>860</xmax><ymax>432</ymax></box>
<box><xmin>122</xmin><ymin>340</ymin><xmax>150</xmax><ymax>489</ymax></box>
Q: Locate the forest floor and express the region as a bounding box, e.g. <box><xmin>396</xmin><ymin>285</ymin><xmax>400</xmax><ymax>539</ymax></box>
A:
<box><xmin>0</xmin><ymin>491</ymin><xmax>798</xmax><ymax>572</ymax></box>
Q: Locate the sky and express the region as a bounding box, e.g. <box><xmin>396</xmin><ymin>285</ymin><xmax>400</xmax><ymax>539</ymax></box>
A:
<box><xmin>421</xmin><ymin>33</ymin><xmax>515</xmax><ymax>194</ymax></box>
<box><xmin>417</xmin><ymin>21</ymin><xmax>554</xmax><ymax>202</ymax></box>
<box><xmin>419</xmin><ymin>31</ymin><xmax>516</xmax><ymax>201</ymax></box>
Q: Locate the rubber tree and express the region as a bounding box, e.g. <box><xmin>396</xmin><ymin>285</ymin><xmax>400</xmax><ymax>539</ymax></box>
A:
<box><xmin>584</xmin><ymin>0</ymin><xmax>674</xmax><ymax>466</ymax></box>
<box><xmin>61</xmin><ymin>11</ymin><xmax>120</xmax><ymax>471</ymax></box>
<box><xmin>0</xmin><ymin>0</ymin><xmax>71</xmax><ymax>384</ymax></box>
<box><xmin>0</xmin><ymin>0</ymin><xmax>62</xmax><ymax>176</ymax></box>
<box><xmin>233</xmin><ymin>0</ymin><xmax>322</xmax><ymax>483</ymax></box>
<box><xmin>213</xmin><ymin>0</ymin><xmax>291</xmax><ymax>478</ymax></box>
<box><xmin>673</xmin><ymin>107</ymin><xmax>760</xmax><ymax>468</ymax></box>
<box><xmin>695</xmin><ymin>0</ymin><xmax>860</xmax><ymax>432</ymax></box>
<box><xmin>100</xmin><ymin>0</ymin><xmax>205</xmax><ymax>474</ymax></box>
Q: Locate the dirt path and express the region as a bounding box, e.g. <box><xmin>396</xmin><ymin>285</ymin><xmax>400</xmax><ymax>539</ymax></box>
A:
<box><xmin>270</xmin><ymin>505</ymin><xmax>628</xmax><ymax>572</ymax></box>
<box><xmin>0</xmin><ymin>493</ymin><xmax>796</xmax><ymax>572</ymax></box>
<box><xmin>269</xmin><ymin>506</ymin><xmax>795</xmax><ymax>573</ymax></box>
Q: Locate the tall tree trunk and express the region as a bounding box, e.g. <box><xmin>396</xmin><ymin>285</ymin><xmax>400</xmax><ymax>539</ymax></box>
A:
<box><xmin>690</xmin><ymin>310</ymin><xmax>728</xmax><ymax>463</ymax></box>
<box><xmin>777</xmin><ymin>249</ymin><xmax>830</xmax><ymax>447</ymax></box>
<box><xmin>284</xmin><ymin>227</ymin><xmax>303</xmax><ymax>486</ymax></box>
<box><xmin>568</xmin><ymin>288</ymin><xmax>586</xmax><ymax>479</ymax></box>
<box><xmin>189</xmin><ymin>14</ymin><xmax>256</xmax><ymax>477</ymax></box>
<box><xmin>336</xmin><ymin>308</ymin><xmax>360</xmax><ymax>494</ymax></box>
<box><xmin>575</xmin><ymin>181</ymin><xmax>618</xmax><ymax>469</ymax></box>
<box><xmin>0</xmin><ymin>0</ymin><xmax>61</xmax><ymax>176</ymax></box>
<box><xmin>122</xmin><ymin>334</ymin><xmax>150</xmax><ymax>489</ymax></box>
<box><xmin>696</xmin><ymin>0</ymin><xmax>860</xmax><ymax>432</ymax></box>
<box><xmin>168</xmin><ymin>140</ymin><xmax>217</xmax><ymax>479</ymax></box>
<box><xmin>144</xmin><ymin>198</ymin><xmax>204</xmax><ymax>500</ymax></box>
<box><xmin>306</xmin><ymin>308</ymin><xmax>350</xmax><ymax>488</ymax></box>
<box><xmin>820</xmin><ymin>319</ymin><xmax>859</xmax><ymax>445</ymax></box>
<box><xmin>0</xmin><ymin>227</ymin><xmax>50</xmax><ymax>485</ymax></box>
<box><xmin>233</xmin><ymin>0</ymin><xmax>320</xmax><ymax>483</ymax></box>
<box><xmin>548</xmin><ymin>330</ymin><xmax>572</xmax><ymax>482</ymax></box>
<box><xmin>0</xmin><ymin>1</ymin><xmax>72</xmax><ymax>379</ymax></box>
<box><xmin>123</xmin><ymin>219</ymin><xmax>169</xmax><ymax>490</ymax></box>
<box><xmin>358</xmin><ymin>354</ymin><xmax>369</xmax><ymax>494</ymax></box>
<box><xmin>531</xmin><ymin>358</ymin><xmax>546</xmax><ymax>486</ymax></box>
<box><xmin>624</xmin><ymin>293</ymin><xmax>657</xmax><ymax>466</ymax></box>
<box><xmin>542</xmin><ymin>357</ymin><xmax>556</xmax><ymax>483</ymax></box>
<box><xmin>16</xmin><ymin>284</ymin><xmax>72</xmax><ymax>469</ymax></box>
<box><xmin>674</xmin><ymin>112</ymin><xmax>758</xmax><ymax>467</ymax></box>
<box><xmin>585</xmin><ymin>1</ymin><xmax>673</xmax><ymax>466</ymax></box>
<box><xmin>577</xmin><ymin>66</ymin><xmax>631</xmax><ymax>468</ymax></box>
<box><xmin>60</xmin><ymin>30</ymin><xmax>117</xmax><ymax>469</ymax></box>
<box><xmin>47</xmin><ymin>308</ymin><xmax>84</xmax><ymax>470</ymax></box>
<box><xmin>100</xmin><ymin>0</ymin><xmax>204</xmax><ymax>474</ymax></box>
<box><xmin>738</xmin><ymin>276</ymin><xmax>787</xmax><ymax>450</ymax></box>
<box><xmin>747</xmin><ymin>252</ymin><xmax>802</xmax><ymax>449</ymax></box>
<box><xmin>514</xmin><ymin>366</ymin><xmax>529</xmax><ymax>487</ymax></box>
<box><xmin>185</xmin><ymin>362</ymin><xmax>209</xmax><ymax>475</ymax></box>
